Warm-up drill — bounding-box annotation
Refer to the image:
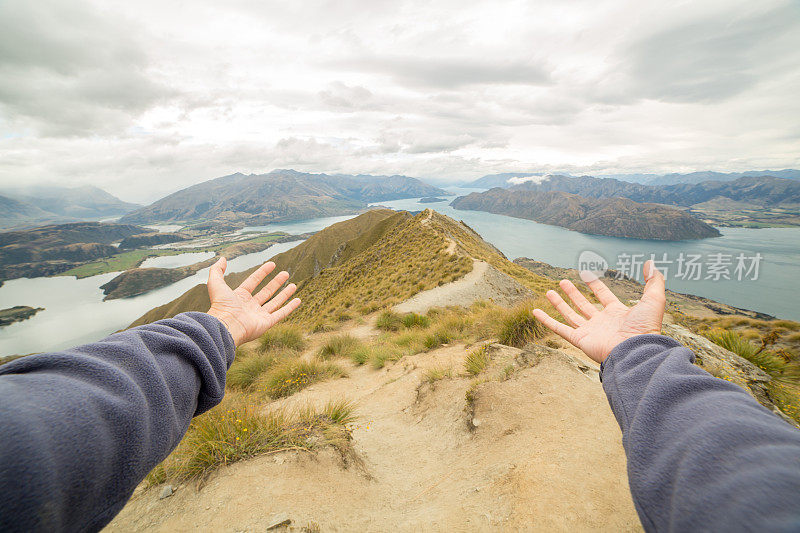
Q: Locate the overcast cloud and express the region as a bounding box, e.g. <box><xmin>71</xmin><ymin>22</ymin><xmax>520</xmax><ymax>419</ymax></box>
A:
<box><xmin>0</xmin><ymin>0</ymin><xmax>798</xmax><ymax>202</ymax></box>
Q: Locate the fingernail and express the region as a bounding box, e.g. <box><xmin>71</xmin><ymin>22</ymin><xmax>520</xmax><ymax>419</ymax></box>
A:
<box><xmin>644</xmin><ymin>261</ymin><xmax>656</xmax><ymax>280</ymax></box>
<box><xmin>579</xmin><ymin>270</ymin><xmax>598</xmax><ymax>283</ymax></box>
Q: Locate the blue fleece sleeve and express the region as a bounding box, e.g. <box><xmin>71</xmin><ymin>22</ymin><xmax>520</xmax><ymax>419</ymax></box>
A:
<box><xmin>602</xmin><ymin>334</ymin><xmax>800</xmax><ymax>532</ymax></box>
<box><xmin>0</xmin><ymin>311</ymin><xmax>235</xmax><ymax>533</ymax></box>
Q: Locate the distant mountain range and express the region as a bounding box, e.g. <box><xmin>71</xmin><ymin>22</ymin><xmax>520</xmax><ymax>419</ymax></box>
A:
<box><xmin>451</xmin><ymin>189</ymin><xmax>720</xmax><ymax>240</ymax></box>
<box><xmin>119</xmin><ymin>169</ymin><xmax>447</xmax><ymax>227</ymax></box>
<box><xmin>0</xmin><ymin>185</ymin><xmax>140</xmax><ymax>230</ymax></box>
<box><xmin>466</xmin><ymin>169</ymin><xmax>800</xmax><ymax>188</ymax></box>
<box><xmin>501</xmin><ymin>174</ymin><xmax>800</xmax><ymax>207</ymax></box>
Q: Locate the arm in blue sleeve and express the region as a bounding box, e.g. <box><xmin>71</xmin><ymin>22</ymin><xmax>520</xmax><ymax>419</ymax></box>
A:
<box><xmin>0</xmin><ymin>311</ymin><xmax>235</xmax><ymax>532</ymax></box>
<box><xmin>601</xmin><ymin>334</ymin><xmax>800</xmax><ymax>532</ymax></box>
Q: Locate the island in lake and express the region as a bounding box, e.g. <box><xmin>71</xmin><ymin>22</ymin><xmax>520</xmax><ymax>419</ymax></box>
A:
<box><xmin>418</xmin><ymin>197</ymin><xmax>447</xmax><ymax>203</ymax></box>
<box><xmin>451</xmin><ymin>188</ymin><xmax>720</xmax><ymax>240</ymax></box>
<box><xmin>0</xmin><ymin>306</ymin><xmax>44</xmax><ymax>327</ymax></box>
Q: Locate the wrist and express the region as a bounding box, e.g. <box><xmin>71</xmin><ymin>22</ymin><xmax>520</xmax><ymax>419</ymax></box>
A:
<box><xmin>207</xmin><ymin>307</ymin><xmax>245</xmax><ymax>346</ymax></box>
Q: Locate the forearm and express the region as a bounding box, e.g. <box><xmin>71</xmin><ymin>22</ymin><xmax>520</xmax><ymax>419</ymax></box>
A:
<box><xmin>602</xmin><ymin>335</ymin><xmax>800</xmax><ymax>531</ymax></box>
<box><xmin>0</xmin><ymin>312</ymin><xmax>235</xmax><ymax>532</ymax></box>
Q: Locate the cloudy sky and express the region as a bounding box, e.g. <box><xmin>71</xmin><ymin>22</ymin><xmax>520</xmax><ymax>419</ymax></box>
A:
<box><xmin>0</xmin><ymin>0</ymin><xmax>798</xmax><ymax>203</ymax></box>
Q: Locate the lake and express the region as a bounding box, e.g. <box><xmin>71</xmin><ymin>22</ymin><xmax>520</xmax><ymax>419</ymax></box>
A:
<box><xmin>374</xmin><ymin>187</ymin><xmax>800</xmax><ymax>322</ymax></box>
<box><xmin>2</xmin><ymin>188</ymin><xmax>799</xmax><ymax>355</ymax></box>
<box><xmin>0</xmin><ymin>240</ymin><xmax>304</xmax><ymax>355</ymax></box>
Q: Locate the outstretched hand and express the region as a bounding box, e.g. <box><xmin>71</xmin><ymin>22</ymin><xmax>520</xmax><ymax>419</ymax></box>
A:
<box><xmin>532</xmin><ymin>259</ymin><xmax>666</xmax><ymax>364</ymax></box>
<box><xmin>206</xmin><ymin>257</ymin><xmax>301</xmax><ymax>346</ymax></box>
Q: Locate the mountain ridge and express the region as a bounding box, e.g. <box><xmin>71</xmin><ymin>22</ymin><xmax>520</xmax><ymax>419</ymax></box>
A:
<box><xmin>119</xmin><ymin>170</ymin><xmax>447</xmax><ymax>227</ymax></box>
<box><xmin>451</xmin><ymin>188</ymin><xmax>721</xmax><ymax>240</ymax></box>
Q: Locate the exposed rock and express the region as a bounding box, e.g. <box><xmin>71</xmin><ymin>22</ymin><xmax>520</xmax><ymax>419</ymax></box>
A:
<box><xmin>158</xmin><ymin>485</ymin><xmax>174</xmax><ymax>499</ymax></box>
<box><xmin>662</xmin><ymin>323</ymin><xmax>794</xmax><ymax>424</ymax></box>
<box><xmin>266</xmin><ymin>513</ymin><xmax>291</xmax><ymax>530</ymax></box>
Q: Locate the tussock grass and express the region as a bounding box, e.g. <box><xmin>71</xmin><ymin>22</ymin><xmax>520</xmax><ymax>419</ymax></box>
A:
<box><xmin>227</xmin><ymin>352</ymin><xmax>278</xmax><ymax>391</ymax></box>
<box><xmin>464</xmin><ymin>345</ymin><xmax>490</xmax><ymax>375</ymax></box>
<box><xmin>259</xmin><ymin>324</ymin><xmax>306</xmax><ymax>353</ymax></box>
<box><xmin>707</xmin><ymin>329</ymin><xmax>793</xmax><ymax>377</ymax></box>
<box><xmin>423</xmin><ymin>366</ymin><xmax>452</xmax><ymax>383</ymax></box>
<box><xmin>401</xmin><ymin>312</ymin><xmax>431</xmax><ymax>329</ymax></box>
<box><xmin>259</xmin><ymin>359</ymin><xmax>347</xmax><ymax>398</ymax></box>
<box><xmin>496</xmin><ymin>301</ymin><xmax>547</xmax><ymax>348</ymax></box>
<box><xmin>376</xmin><ymin>310</ymin><xmax>403</xmax><ymax>331</ymax></box>
<box><xmin>317</xmin><ymin>334</ymin><xmax>363</xmax><ymax>360</ymax></box>
<box><xmin>707</xmin><ymin>329</ymin><xmax>757</xmax><ymax>358</ymax></box>
<box><xmin>147</xmin><ymin>395</ymin><xmax>357</xmax><ymax>484</ymax></box>
<box><xmin>369</xmin><ymin>343</ymin><xmax>405</xmax><ymax>369</ymax></box>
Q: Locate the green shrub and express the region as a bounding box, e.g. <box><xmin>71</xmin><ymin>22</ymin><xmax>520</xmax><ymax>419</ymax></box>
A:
<box><xmin>317</xmin><ymin>334</ymin><xmax>363</xmax><ymax>360</ymax></box>
<box><xmin>260</xmin><ymin>324</ymin><xmax>306</xmax><ymax>352</ymax></box>
<box><xmin>464</xmin><ymin>345</ymin><xmax>490</xmax><ymax>375</ymax></box>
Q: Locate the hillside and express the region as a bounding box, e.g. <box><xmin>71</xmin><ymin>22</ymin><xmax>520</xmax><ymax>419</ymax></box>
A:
<box><xmin>119</xmin><ymin>170</ymin><xmax>446</xmax><ymax>228</ymax></box>
<box><xmin>467</xmin><ymin>169</ymin><xmax>800</xmax><ymax>188</ymax></box>
<box><xmin>0</xmin><ymin>186</ymin><xmax>140</xmax><ymax>230</ymax></box>
<box><xmin>109</xmin><ymin>209</ymin><xmax>799</xmax><ymax>531</ymax></box>
<box><xmin>129</xmin><ymin>208</ymin><xmax>553</xmax><ymax>329</ymax></box>
<box><xmin>0</xmin><ymin>194</ymin><xmax>60</xmax><ymax>230</ymax></box>
<box><xmin>0</xmin><ymin>222</ymin><xmax>149</xmax><ymax>281</ymax></box>
<box><xmin>451</xmin><ymin>188</ymin><xmax>720</xmax><ymax>240</ymax></box>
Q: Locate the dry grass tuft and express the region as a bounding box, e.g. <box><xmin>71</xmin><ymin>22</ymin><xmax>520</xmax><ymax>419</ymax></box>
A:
<box><xmin>227</xmin><ymin>352</ymin><xmax>279</xmax><ymax>391</ymax></box>
<box><xmin>260</xmin><ymin>324</ymin><xmax>306</xmax><ymax>353</ymax></box>
<box><xmin>259</xmin><ymin>359</ymin><xmax>347</xmax><ymax>398</ymax></box>
<box><xmin>464</xmin><ymin>345</ymin><xmax>490</xmax><ymax>375</ymax></box>
<box><xmin>146</xmin><ymin>395</ymin><xmax>356</xmax><ymax>484</ymax></box>
<box><xmin>317</xmin><ymin>334</ymin><xmax>363</xmax><ymax>360</ymax></box>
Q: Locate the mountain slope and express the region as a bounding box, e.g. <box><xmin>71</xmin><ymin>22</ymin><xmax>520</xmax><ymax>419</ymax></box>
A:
<box><xmin>119</xmin><ymin>170</ymin><xmax>447</xmax><ymax>227</ymax></box>
<box><xmin>5</xmin><ymin>185</ymin><xmax>140</xmax><ymax>218</ymax></box>
<box><xmin>451</xmin><ymin>188</ymin><xmax>720</xmax><ymax>240</ymax></box>
<box><xmin>129</xmin><ymin>208</ymin><xmax>552</xmax><ymax>328</ymax></box>
<box><xmin>506</xmin><ymin>174</ymin><xmax>800</xmax><ymax>207</ymax></box>
<box><xmin>0</xmin><ymin>186</ymin><xmax>140</xmax><ymax>230</ymax></box>
<box><xmin>0</xmin><ymin>194</ymin><xmax>57</xmax><ymax>230</ymax></box>
<box><xmin>0</xmin><ymin>222</ymin><xmax>149</xmax><ymax>281</ymax></box>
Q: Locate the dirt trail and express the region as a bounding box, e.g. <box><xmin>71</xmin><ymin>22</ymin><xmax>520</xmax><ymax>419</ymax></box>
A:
<box><xmin>108</xmin><ymin>329</ymin><xmax>641</xmax><ymax>532</ymax></box>
<box><xmin>394</xmin><ymin>260</ymin><xmax>532</xmax><ymax>314</ymax></box>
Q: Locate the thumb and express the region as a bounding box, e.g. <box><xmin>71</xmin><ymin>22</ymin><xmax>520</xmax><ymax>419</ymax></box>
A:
<box><xmin>207</xmin><ymin>257</ymin><xmax>229</xmax><ymax>299</ymax></box>
<box><xmin>641</xmin><ymin>259</ymin><xmax>666</xmax><ymax>305</ymax></box>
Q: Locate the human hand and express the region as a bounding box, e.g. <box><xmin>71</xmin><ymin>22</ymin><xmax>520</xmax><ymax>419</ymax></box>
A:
<box><xmin>206</xmin><ymin>257</ymin><xmax>301</xmax><ymax>346</ymax></box>
<box><xmin>532</xmin><ymin>260</ymin><xmax>666</xmax><ymax>364</ymax></box>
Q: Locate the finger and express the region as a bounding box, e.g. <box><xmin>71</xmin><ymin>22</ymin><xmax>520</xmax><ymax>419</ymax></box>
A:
<box><xmin>532</xmin><ymin>309</ymin><xmax>577</xmax><ymax>345</ymax></box>
<box><xmin>579</xmin><ymin>270</ymin><xmax>621</xmax><ymax>307</ymax></box>
<box><xmin>253</xmin><ymin>270</ymin><xmax>290</xmax><ymax>305</ymax></box>
<box><xmin>545</xmin><ymin>289</ymin><xmax>586</xmax><ymax>327</ymax></box>
<box><xmin>268</xmin><ymin>298</ymin><xmax>301</xmax><ymax>325</ymax></box>
<box><xmin>238</xmin><ymin>261</ymin><xmax>277</xmax><ymax>294</ymax></box>
<box><xmin>207</xmin><ymin>257</ymin><xmax>229</xmax><ymax>298</ymax></box>
<box><xmin>262</xmin><ymin>283</ymin><xmax>297</xmax><ymax>313</ymax></box>
<box><xmin>558</xmin><ymin>279</ymin><xmax>597</xmax><ymax>318</ymax></box>
<box><xmin>642</xmin><ymin>260</ymin><xmax>666</xmax><ymax>305</ymax></box>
